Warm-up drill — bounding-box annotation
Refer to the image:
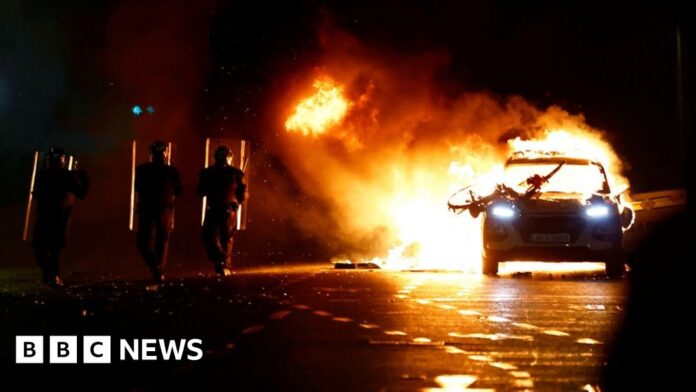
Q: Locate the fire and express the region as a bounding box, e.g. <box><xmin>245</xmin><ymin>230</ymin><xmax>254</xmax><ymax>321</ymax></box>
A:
<box><xmin>285</xmin><ymin>79</ymin><xmax>350</xmax><ymax>136</ymax></box>
<box><xmin>281</xmin><ymin>74</ymin><xmax>630</xmax><ymax>272</ymax></box>
<box><xmin>508</xmin><ymin>129</ymin><xmax>629</xmax><ymax>193</ymax></box>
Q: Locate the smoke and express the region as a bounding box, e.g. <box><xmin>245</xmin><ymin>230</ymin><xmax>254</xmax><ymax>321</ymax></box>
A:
<box><xmin>268</xmin><ymin>26</ymin><xmax>627</xmax><ymax>263</ymax></box>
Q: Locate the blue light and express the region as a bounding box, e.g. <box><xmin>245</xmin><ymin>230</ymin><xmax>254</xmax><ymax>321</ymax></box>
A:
<box><xmin>146</xmin><ymin>105</ymin><xmax>155</xmax><ymax>115</ymax></box>
<box><xmin>132</xmin><ymin>105</ymin><xmax>143</xmax><ymax>116</ymax></box>
<box><xmin>586</xmin><ymin>205</ymin><xmax>610</xmax><ymax>218</ymax></box>
<box><xmin>491</xmin><ymin>205</ymin><xmax>515</xmax><ymax>219</ymax></box>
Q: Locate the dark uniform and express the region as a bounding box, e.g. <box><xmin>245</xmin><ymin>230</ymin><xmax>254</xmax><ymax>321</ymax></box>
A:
<box><xmin>197</xmin><ymin>146</ymin><xmax>247</xmax><ymax>275</ymax></box>
<box><xmin>32</xmin><ymin>148</ymin><xmax>89</xmax><ymax>286</ymax></box>
<box><xmin>135</xmin><ymin>141</ymin><xmax>182</xmax><ymax>281</ymax></box>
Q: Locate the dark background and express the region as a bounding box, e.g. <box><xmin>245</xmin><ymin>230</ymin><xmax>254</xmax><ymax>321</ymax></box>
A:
<box><xmin>0</xmin><ymin>0</ymin><xmax>690</xmax><ymax>271</ymax></box>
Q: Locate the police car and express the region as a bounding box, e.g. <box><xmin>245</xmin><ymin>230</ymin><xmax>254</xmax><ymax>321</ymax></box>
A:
<box><xmin>466</xmin><ymin>152</ymin><xmax>634</xmax><ymax>277</ymax></box>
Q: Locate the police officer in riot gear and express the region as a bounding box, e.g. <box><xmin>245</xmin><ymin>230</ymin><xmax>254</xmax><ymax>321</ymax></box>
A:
<box><xmin>197</xmin><ymin>146</ymin><xmax>247</xmax><ymax>276</ymax></box>
<box><xmin>31</xmin><ymin>147</ymin><xmax>89</xmax><ymax>287</ymax></box>
<box><xmin>135</xmin><ymin>141</ymin><xmax>183</xmax><ymax>282</ymax></box>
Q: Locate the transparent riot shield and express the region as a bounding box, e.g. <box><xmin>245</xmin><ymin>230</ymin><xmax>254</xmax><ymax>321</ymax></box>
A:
<box><xmin>128</xmin><ymin>140</ymin><xmax>178</xmax><ymax>231</ymax></box>
<box><xmin>22</xmin><ymin>151</ymin><xmax>77</xmax><ymax>241</ymax></box>
<box><xmin>22</xmin><ymin>150</ymin><xmax>40</xmax><ymax>241</ymax></box>
<box><xmin>200</xmin><ymin>138</ymin><xmax>251</xmax><ymax>230</ymax></box>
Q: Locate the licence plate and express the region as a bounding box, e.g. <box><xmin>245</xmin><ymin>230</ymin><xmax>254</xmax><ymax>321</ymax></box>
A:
<box><xmin>531</xmin><ymin>233</ymin><xmax>571</xmax><ymax>243</ymax></box>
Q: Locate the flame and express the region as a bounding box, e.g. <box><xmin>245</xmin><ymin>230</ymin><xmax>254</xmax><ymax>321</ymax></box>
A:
<box><xmin>285</xmin><ymin>79</ymin><xmax>350</xmax><ymax>136</ymax></box>
<box><xmin>508</xmin><ymin>129</ymin><xmax>629</xmax><ymax>193</ymax></box>
<box><xmin>282</xmin><ymin>75</ymin><xmax>630</xmax><ymax>273</ymax></box>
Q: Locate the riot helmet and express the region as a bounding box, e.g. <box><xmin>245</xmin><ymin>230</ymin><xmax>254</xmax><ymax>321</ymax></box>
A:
<box><xmin>214</xmin><ymin>145</ymin><xmax>233</xmax><ymax>166</ymax></box>
<box><xmin>150</xmin><ymin>140</ymin><xmax>168</xmax><ymax>163</ymax></box>
<box><xmin>46</xmin><ymin>147</ymin><xmax>66</xmax><ymax>169</ymax></box>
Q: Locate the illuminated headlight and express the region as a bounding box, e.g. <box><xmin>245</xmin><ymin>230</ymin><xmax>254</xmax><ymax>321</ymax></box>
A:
<box><xmin>491</xmin><ymin>205</ymin><xmax>515</xmax><ymax>219</ymax></box>
<box><xmin>585</xmin><ymin>205</ymin><xmax>610</xmax><ymax>218</ymax></box>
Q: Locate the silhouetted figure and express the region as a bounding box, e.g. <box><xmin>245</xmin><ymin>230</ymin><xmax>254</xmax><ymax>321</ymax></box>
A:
<box><xmin>135</xmin><ymin>141</ymin><xmax>182</xmax><ymax>282</ymax></box>
<box><xmin>197</xmin><ymin>146</ymin><xmax>247</xmax><ymax>276</ymax></box>
<box><xmin>31</xmin><ymin>147</ymin><xmax>89</xmax><ymax>286</ymax></box>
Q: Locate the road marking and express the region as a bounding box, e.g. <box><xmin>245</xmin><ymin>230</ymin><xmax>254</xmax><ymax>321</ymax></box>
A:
<box><xmin>581</xmin><ymin>384</ymin><xmax>602</xmax><ymax>392</ymax></box>
<box><xmin>509</xmin><ymin>371</ymin><xmax>531</xmax><ymax>378</ymax></box>
<box><xmin>433</xmin><ymin>298</ymin><xmax>458</xmax><ymax>302</ymax></box>
<box><xmin>368</xmin><ymin>340</ymin><xmax>443</xmax><ymax>346</ymax></box>
<box><xmin>267</xmin><ymin>277</ymin><xmax>557</xmax><ymax>391</ymax></box>
<box><xmin>286</xmin><ymin>279</ymin><xmax>559</xmax><ymax>392</ymax></box>
<box><xmin>543</xmin><ymin>329</ymin><xmax>571</xmax><ymax>337</ymax></box>
<box><xmin>332</xmin><ymin>316</ymin><xmax>353</xmax><ymax>323</ymax></box>
<box><xmin>577</xmin><ymin>338</ymin><xmax>602</xmax><ymax>345</ymax></box>
<box><xmin>511</xmin><ymin>322</ymin><xmax>539</xmax><ymax>329</ymax></box>
<box><xmin>489</xmin><ymin>362</ymin><xmax>517</xmax><ymax>370</ymax></box>
<box><xmin>486</xmin><ymin>315</ymin><xmax>510</xmax><ymax>323</ymax></box>
<box><xmin>585</xmin><ymin>304</ymin><xmax>606</xmax><ymax>310</ymax></box>
<box><xmin>513</xmin><ymin>379</ymin><xmax>534</xmax><ymax>388</ymax></box>
<box><xmin>451</xmin><ymin>333</ymin><xmax>533</xmax><ymax>342</ymax></box>
<box><xmin>425</xmin><ymin>374</ymin><xmax>495</xmax><ymax>392</ymax></box>
<box><xmin>384</xmin><ymin>330</ymin><xmax>407</xmax><ymax>336</ymax></box>
<box><xmin>458</xmin><ymin>310</ymin><xmax>483</xmax><ymax>316</ymax></box>
<box><xmin>242</xmin><ymin>325</ymin><xmax>265</xmax><ymax>335</ymax></box>
<box><xmin>401</xmin><ymin>374</ymin><xmax>427</xmax><ymax>381</ymax></box>
<box><xmin>268</xmin><ymin>310</ymin><xmax>292</xmax><ymax>320</ymax></box>
<box><xmin>468</xmin><ymin>355</ymin><xmax>493</xmax><ymax>362</ymax></box>
<box><xmin>442</xmin><ymin>346</ymin><xmax>467</xmax><ymax>354</ymax></box>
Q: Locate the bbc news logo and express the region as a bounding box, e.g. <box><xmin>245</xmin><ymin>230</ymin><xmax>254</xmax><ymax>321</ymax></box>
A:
<box><xmin>16</xmin><ymin>336</ymin><xmax>203</xmax><ymax>364</ymax></box>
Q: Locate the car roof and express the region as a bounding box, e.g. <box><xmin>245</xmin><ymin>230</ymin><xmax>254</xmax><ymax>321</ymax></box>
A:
<box><xmin>505</xmin><ymin>157</ymin><xmax>595</xmax><ymax>166</ymax></box>
<box><xmin>505</xmin><ymin>151</ymin><xmax>603</xmax><ymax>167</ymax></box>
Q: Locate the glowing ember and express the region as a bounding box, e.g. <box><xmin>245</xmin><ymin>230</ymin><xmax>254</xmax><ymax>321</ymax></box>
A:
<box><xmin>285</xmin><ymin>79</ymin><xmax>349</xmax><ymax>136</ymax></box>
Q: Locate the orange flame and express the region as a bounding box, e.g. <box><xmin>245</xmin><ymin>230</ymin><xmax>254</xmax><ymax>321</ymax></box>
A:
<box><xmin>508</xmin><ymin>129</ymin><xmax>629</xmax><ymax>193</ymax></box>
<box><xmin>282</xmin><ymin>75</ymin><xmax>630</xmax><ymax>273</ymax></box>
<box><xmin>285</xmin><ymin>79</ymin><xmax>350</xmax><ymax>136</ymax></box>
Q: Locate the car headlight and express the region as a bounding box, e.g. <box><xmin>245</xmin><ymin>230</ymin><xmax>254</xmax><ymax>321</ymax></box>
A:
<box><xmin>491</xmin><ymin>205</ymin><xmax>515</xmax><ymax>219</ymax></box>
<box><xmin>585</xmin><ymin>205</ymin><xmax>610</xmax><ymax>218</ymax></box>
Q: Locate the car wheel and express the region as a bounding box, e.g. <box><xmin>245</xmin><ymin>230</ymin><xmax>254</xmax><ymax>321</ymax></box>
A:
<box><xmin>605</xmin><ymin>252</ymin><xmax>625</xmax><ymax>279</ymax></box>
<box><xmin>482</xmin><ymin>255</ymin><xmax>499</xmax><ymax>276</ymax></box>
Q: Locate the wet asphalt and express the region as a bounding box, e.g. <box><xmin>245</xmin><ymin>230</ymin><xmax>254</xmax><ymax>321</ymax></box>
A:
<box><xmin>0</xmin><ymin>264</ymin><xmax>626</xmax><ymax>391</ymax></box>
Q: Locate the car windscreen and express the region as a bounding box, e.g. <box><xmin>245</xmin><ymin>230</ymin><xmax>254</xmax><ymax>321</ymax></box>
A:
<box><xmin>503</xmin><ymin>162</ymin><xmax>608</xmax><ymax>195</ymax></box>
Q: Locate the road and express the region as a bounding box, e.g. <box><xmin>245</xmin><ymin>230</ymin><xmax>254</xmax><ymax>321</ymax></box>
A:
<box><xmin>0</xmin><ymin>264</ymin><xmax>626</xmax><ymax>391</ymax></box>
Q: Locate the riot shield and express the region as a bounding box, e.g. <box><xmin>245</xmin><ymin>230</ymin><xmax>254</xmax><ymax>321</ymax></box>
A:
<box><xmin>128</xmin><ymin>140</ymin><xmax>178</xmax><ymax>231</ymax></box>
<box><xmin>200</xmin><ymin>138</ymin><xmax>251</xmax><ymax>230</ymax></box>
<box><xmin>22</xmin><ymin>151</ymin><xmax>77</xmax><ymax>241</ymax></box>
<box><xmin>22</xmin><ymin>150</ymin><xmax>40</xmax><ymax>241</ymax></box>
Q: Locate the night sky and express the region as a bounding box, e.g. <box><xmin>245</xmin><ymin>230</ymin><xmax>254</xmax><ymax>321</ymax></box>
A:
<box><xmin>0</xmin><ymin>0</ymin><xmax>690</xmax><ymax>266</ymax></box>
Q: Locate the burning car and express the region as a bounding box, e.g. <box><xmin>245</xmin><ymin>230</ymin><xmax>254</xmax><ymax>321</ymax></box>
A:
<box><xmin>449</xmin><ymin>151</ymin><xmax>634</xmax><ymax>277</ymax></box>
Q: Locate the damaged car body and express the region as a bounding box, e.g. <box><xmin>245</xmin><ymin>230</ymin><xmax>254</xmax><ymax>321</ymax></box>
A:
<box><xmin>449</xmin><ymin>151</ymin><xmax>634</xmax><ymax>277</ymax></box>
